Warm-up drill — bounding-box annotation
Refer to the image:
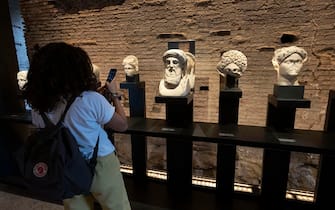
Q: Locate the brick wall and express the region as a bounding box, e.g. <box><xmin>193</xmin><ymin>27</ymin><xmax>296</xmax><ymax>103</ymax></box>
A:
<box><xmin>19</xmin><ymin>0</ymin><xmax>335</xmax><ymax>130</ymax></box>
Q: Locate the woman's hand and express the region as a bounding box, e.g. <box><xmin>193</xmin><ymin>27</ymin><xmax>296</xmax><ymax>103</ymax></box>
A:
<box><xmin>105</xmin><ymin>79</ymin><xmax>118</xmax><ymax>93</ymax></box>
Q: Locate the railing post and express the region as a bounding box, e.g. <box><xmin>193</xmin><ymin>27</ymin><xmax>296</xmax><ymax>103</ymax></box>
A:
<box><xmin>216</xmin><ymin>75</ymin><xmax>241</xmax><ymax>197</ymax></box>
<box><xmin>315</xmin><ymin>90</ymin><xmax>335</xmax><ymax>209</ymax></box>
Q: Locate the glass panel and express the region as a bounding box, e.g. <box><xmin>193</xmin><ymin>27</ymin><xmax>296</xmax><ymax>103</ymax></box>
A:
<box><xmin>114</xmin><ymin>133</ymin><xmax>132</xmax><ymax>173</ymax></box>
<box><xmin>146</xmin><ymin>137</ymin><xmax>167</xmax><ymax>179</ymax></box>
<box><xmin>286</xmin><ymin>152</ymin><xmax>319</xmax><ymax>202</ymax></box>
<box><xmin>235</xmin><ymin>146</ymin><xmax>263</xmax><ymax>194</ymax></box>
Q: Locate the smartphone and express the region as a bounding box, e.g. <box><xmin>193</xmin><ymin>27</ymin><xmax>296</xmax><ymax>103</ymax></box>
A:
<box><xmin>106</xmin><ymin>68</ymin><xmax>117</xmax><ymax>82</ymax></box>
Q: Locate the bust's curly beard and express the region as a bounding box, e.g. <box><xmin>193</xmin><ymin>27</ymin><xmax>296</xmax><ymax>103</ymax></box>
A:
<box><xmin>164</xmin><ymin>69</ymin><xmax>182</xmax><ymax>85</ymax></box>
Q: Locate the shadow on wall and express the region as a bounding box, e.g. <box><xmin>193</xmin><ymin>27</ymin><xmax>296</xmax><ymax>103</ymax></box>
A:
<box><xmin>49</xmin><ymin>0</ymin><xmax>126</xmax><ymax>13</ymax></box>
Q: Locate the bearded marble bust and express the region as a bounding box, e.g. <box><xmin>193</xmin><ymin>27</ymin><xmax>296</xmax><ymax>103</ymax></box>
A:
<box><xmin>272</xmin><ymin>46</ymin><xmax>308</xmax><ymax>86</ymax></box>
<box><xmin>159</xmin><ymin>49</ymin><xmax>195</xmax><ymax>96</ymax></box>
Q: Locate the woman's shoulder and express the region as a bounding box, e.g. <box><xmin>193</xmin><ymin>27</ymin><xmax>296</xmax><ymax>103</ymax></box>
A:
<box><xmin>80</xmin><ymin>90</ymin><xmax>104</xmax><ymax>99</ymax></box>
<box><xmin>77</xmin><ymin>91</ymin><xmax>109</xmax><ymax>107</ymax></box>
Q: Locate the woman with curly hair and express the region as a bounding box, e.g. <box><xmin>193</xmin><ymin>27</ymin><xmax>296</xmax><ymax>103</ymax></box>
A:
<box><xmin>24</xmin><ymin>42</ymin><xmax>131</xmax><ymax>210</ymax></box>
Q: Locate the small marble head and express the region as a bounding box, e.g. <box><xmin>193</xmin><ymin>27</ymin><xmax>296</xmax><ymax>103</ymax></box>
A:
<box><xmin>17</xmin><ymin>70</ymin><xmax>28</xmax><ymax>90</ymax></box>
<box><xmin>122</xmin><ymin>55</ymin><xmax>139</xmax><ymax>77</ymax></box>
<box><xmin>216</xmin><ymin>50</ymin><xmax>247</xmax><ymax>78</ymax></box>
<box><xmin>272</xmin><ymin>46</ymin><xmax>308</xmax><ymax>86</ymax></box>
<box><xmin>92</xmin><ymin>64</ymin><xmax>101</xmax><ymax>88</ymax></box>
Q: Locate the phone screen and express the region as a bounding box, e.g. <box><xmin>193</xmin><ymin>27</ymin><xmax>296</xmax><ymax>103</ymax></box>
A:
<box><xmin>107</xmin><ymin>68</ymin><xmax>117</xmax><ymax>82</ymax></box>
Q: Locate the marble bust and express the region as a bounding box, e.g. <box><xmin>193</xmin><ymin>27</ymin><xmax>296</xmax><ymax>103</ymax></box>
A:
<box><xmin>92</xmin><ymin>64</ymin><xmax>102</xmax><ymax>88</ymax></box>
<box><xmin>17</xmin><ymin>70</ymin><xmax>31</xmax><ymax>110</ymax></box>
<box><xmin>17</xmin><ymin>70</ymin><xmax>28</xmax><ymax>90</ymax></box>
<box><xmin>159</xmin><ymin>49</ymin><xmax>195</xmax><ymax>96</ymax></box>
<box><xmin>272</xmin><ymin>46</ymin><xmax>308</xmax><ymax>86</ymax></box>
<box><xmin>216</xmin><ymin>50</ymin><xmax>247</xmax><ymax>79</ymax></box>
<box><xmin>122</xmin><ymin>55</ymin><xmax>139</xmax><ymax>77</ymax></box>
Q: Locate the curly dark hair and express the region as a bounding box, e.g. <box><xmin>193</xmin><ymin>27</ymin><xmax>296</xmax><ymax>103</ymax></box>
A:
<box><xmin>24</xmin><ymin>42</ymin><xmax>97</xmax><ymax>113</ymax></box>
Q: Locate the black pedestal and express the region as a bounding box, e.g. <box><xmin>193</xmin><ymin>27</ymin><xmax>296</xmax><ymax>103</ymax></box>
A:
<box><xmin>219</xmin><ymin>88</ymin><xmax>242</xmax><ymax>125</ymax></box>
<box><xmin>120</xmin><ymin>81</ymin><xmax>146</xmax><ymax>180</ymax></box>
<box><xmin>262</xmin><ymin>90</ymin><xmax>311</xmax><ymax>208</ymax></box>
<box><xmin>155</xmin><ymin>94</ymin><xmax>193</xmax><ymax>127</ymax></box>
<box><xmin>225</xmin><ymin>75</ymin><xmax>239</xmax><ymax>89</ymax></box>
<box><xmin>120</xmin><ymin>81</ymin><xmax>146</xmax><ymax>117</ymax></box>
<box><xmin>273</xmin><ymin>84</ymin><xmax>304</xmax><ymax>99</ymax></box>
<box><xmin>125</xmin><ymin>74</ymin><xmax>140</xmax><ymax>83</ymax></box>
<box><xmin>155</xmin><ymin>94</ymin><xmax>193</xmax><ymax>192</ymax></box>
<box><xmin>266</xmin><ymin>94</ymin><xmax>311</xmax><ymax>131</ymax></box>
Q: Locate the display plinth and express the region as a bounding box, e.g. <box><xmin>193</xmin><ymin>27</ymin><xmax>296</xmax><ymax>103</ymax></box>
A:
<box><xmin>120</xmin><ymin>81</ymin><xmax>146</xmax><ymax>117</ymax></box>
<box><xmin>120</xmin><ymin>80</ymin><xmax>146</xmax><ymax>180</ymax></box>
<box><xmin>155</xmin><ymin>94</ymin><xmax>193</xmax><ymax>127</ymax></box>
<box><xmin>315</xmin><ymin>90</ymin><xmax>335</xmax><ymax>208</ymax></box>
<box><xmin>219</xmin><ymin>88</ymin><xmax>242</xmax><ymax>125</ymax></box>
<box><xmin>155</xmin><ymin>94</ymin><xmax>193</xmax><ymax>192</ymax></box>
<box><xmin>155</xmin><ymin>93</ymin><xmax>193</xmax><ymax>104</ymax></box>
<box><xmin>125</xmin><ymin>74</ymin><xmax>140</xmax><ymax>83</ymax></box>
<box><xmin>225</xmin><ymin>74</ymin><xmax>239</xmax><ymax>89</ymax></box>
<box><xmin>267</xmin><ymin>94</ymin><xmax>311</xmax><ymax>130</ymax></box>
<box><xmin>273</xmin><ymin>84</ymin><xmax>304</xmax><ymax>99</ymax></box>
<box><xmin>262</xmin><ymin>89</ymin><xmax>311</xmax><ymax>209</ymax></box>
<box><xmin>216</xmin><ymin>86</ymin><xmax>241</xmax><ymax>197</ymax></box>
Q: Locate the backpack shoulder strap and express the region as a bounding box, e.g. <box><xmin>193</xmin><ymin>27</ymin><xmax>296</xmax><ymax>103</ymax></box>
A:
<box><xmin>61</xmin><ymin>96</ymin><xmax>100</xmax><ymax>158</ymax></box>
<box><xmin>57</xmin><ymin>96</ymin><xmax>100</xmax><ymax>164</ymax></box>
<box><xmin>60</xmin><ymin>97</ymin><xmax>76</xmax><ymax>122</ymax></box>
<box><xmin>40</xmin><ymin>97</ymin><xmax>76</xmax><ymax>127</ymax></box>
<box><xmin>40</xmin><ymin>112</ymin><xmax>54</xmax><ymax>127</ymax></box>
<box><xmin>89</xmin><ymin>137</ymin><xmax>100</xmax><ymax>167</ymax></box>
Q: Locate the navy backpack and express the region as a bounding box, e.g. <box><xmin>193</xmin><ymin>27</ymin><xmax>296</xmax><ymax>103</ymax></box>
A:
<box><xmin>15</xmin><ymin>100</ymin><xmax>99</xmax><ymax>200</ymax></box>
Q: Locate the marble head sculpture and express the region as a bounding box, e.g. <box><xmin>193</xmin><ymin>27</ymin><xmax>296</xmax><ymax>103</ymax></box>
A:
<box><xmin>92</xmin><ymin>64</ymin><xmax>101</xmax><ymax>88</ymax></box>
<box><xmin>122</xmin><ymin>55</ymin><xmax>139</xmax><ymax>77</ymax></box>
<box><xmin>159</xmin><ymin>49</ymin><xmax>195</xmax><ymax>96</ymax></box>
<box><xmin>17</xmin><ymin>70</ymin><xmax>28</xmax><ymax>90</ymax></box>
<box><xmin>216</xmin><ymin>50</ymin><xmax>247</xmax><ymax>78</ymax></box>
<box><xmin>272</xmin><ymin>46</ymin><xmax>308</xmax><ymax>86</ymax></box>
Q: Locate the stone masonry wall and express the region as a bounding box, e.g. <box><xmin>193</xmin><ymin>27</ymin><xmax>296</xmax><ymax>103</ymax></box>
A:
<box><xmin>19</xmin><ymin>0</ymin><xmax>335</xmax><ymax>192</ymax></box>
<box><xmin>20</xmin><ymin>0</ymin><xmax>335</xmax><ymax>129</ymax></box>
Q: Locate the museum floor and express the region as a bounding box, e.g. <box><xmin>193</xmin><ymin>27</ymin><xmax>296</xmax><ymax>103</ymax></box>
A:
<box><xmin>0</xmin><ymin>190</ymin><xmax>171</xmax><ymax>210</ymax></box>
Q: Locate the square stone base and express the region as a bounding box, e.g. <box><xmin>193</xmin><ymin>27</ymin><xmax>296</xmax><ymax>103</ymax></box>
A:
<box><xmin>273</xmin><ymin>85</ymin><xmax>304</xmax><ymax>99</ymax></box>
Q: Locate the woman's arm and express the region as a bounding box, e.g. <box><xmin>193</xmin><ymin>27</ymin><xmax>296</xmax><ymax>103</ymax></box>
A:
<box><xmin>104</xmin><ymin>80</ymin><xmax>128</xmax><ymax>132</ymax></box>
